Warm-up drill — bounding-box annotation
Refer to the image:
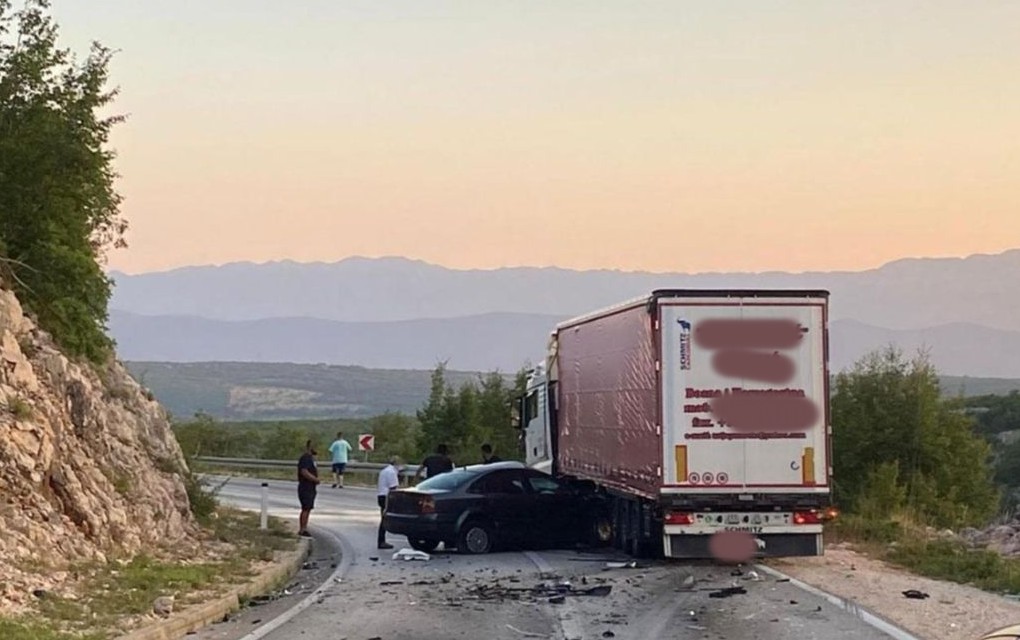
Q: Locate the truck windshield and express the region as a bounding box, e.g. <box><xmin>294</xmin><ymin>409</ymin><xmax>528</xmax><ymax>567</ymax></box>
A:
<box><xmin>416</xmin><ymin>469</ymin><xmax>479</xmax><ymax>492</ymax></box>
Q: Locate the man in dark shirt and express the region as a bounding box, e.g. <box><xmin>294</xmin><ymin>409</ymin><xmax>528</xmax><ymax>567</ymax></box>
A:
<box><xmin>481</xmin><ymin>443</ymin><xmax>502</xmax><ymax>463</ymax></box>
<box><xmin>413</xmin><ymin>443</ymin><xmax>454</xmax><ymax>484</ymax></box>
<box><xmin>297</xmin><ymin>440</ymin><xmax>320</xmax><ymax>537</ymax></box>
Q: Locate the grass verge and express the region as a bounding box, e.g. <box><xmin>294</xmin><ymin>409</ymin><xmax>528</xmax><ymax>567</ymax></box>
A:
<box><xmin>2</xmin><ymin>508</ymin><xmax>298</xmax><ymax>640</ymax></box>
<box><xmin>828</xmin><ymin>514</ymin><xmax>1020</xmax><ymax>595</ymax></box>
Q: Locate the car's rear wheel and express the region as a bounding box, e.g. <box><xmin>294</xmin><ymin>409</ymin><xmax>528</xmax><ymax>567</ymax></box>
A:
<box><xmin>458</xmin><ymin>519</ymin><xmax>494</xmax><ymax>554</ymax></box>
<box><xmin>408</xmin><ymin>537</ymin><xmax>440</xmax><ymax>553</ymax></box>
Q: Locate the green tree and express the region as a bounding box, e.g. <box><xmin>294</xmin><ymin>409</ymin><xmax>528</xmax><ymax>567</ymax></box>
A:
<box><xmin>415</xmin><ymin>363</ymin><xmax>529</xmax><ymax>464</ymax></box>
<box><xmin>368</xmin><ymin>412</ymin><xmax>421</xmax><ymax>463</ymax></box>
<box><xmin>832</xmin><ymin>346</ymin><xmax>998</xmax><ymax>528</ymax></box>
<box><xmin>416</xmin><ymin>361</ymin><xmax>450</xmax><ymax>455</ymax></box>
<box><xmin>0</xmin><ymin>0</ymin><xmax>126</xmax><ymax>362</ymax></box>
<box><xmin>260</xmin><ymin>426</ymin><xmax>311</xmax><ymax>460</ymax></box>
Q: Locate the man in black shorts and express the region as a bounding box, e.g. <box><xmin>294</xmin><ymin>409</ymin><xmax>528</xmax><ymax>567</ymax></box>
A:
<box><xmin>297</xmin><ymin>441</ymin><xmax>320</xmax><ymax>537</ymax></box>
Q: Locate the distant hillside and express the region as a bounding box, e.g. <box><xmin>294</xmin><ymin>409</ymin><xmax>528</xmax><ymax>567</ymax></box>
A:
<box><xmin>126</xmin><ymin>361</ymin><xmax>1020</xmax><ymax>423</ymax></box>
<box><xmin>109</xmin><ymin>250</ymin><xmax>1020</xmax><ymax>332</ymax></box>
<box><xmin>124</xmin><ymin>361</ymin><xmax>498</xmax><ymax>420</ymax></box>
<box><xmin>111</xmin><ymin>312</ymin><xmax>1020</xmax><ymax>378</ymax></box>
<box><xmin>111</xmin><ymin>311</ymin><xmax>560</xmax><ymax>372</ymax></box>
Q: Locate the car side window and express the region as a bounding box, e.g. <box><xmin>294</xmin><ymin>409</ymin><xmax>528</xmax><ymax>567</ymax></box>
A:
<box><xmin>470</xmin><ymin>471</ymin><xmax>526</xmax><ymax>495</ymax></box>
<box><xmin>526</xmin><ymin>474</ymin><xmax>564</xmax><ymax>495</ymax></box>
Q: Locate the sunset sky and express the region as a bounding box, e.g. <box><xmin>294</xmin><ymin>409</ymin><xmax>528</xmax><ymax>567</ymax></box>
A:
<box><xmin>53</xmin><ymin>1</ymin><xmax>1020</xmax><ymax>275</ymax></box>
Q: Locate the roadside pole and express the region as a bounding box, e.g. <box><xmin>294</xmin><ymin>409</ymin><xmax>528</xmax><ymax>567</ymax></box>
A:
<box><xmin>260</xmin><ymin>482</ymin><xmax>268</xmax><ymax>530</ymax></box>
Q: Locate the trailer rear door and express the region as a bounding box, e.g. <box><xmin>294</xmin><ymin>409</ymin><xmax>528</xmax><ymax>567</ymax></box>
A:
<box><xmin>658</xmin><ymin>294</ymin><xmax>829</xmax><ymax>495</ymax></box>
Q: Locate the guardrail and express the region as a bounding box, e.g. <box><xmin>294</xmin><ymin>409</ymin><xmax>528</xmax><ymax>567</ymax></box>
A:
<box><xmin>192</xmin><ymin>455</ymin><xmax>421</xmax><ymax>479</ymax></box>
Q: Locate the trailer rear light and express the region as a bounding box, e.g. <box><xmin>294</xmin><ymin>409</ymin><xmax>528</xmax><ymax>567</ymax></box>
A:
<box><xmin>417</xmin><ymin>496</ymin><xmax>436</xmax><ymax>514</ymax></box>
<box><xmin>821</xmin><ymin>506</ymin><xmax>839</xmax><ymax>521</ymax></box>
<box><xmin>793</xmin><ymin>510</ymin><xmax>821</xmax><ymax>525</ymax></box>
<box><xmin>664</xmin><ymin>511</ymin><xmax>693</xmax><ymax>525</ymax></box>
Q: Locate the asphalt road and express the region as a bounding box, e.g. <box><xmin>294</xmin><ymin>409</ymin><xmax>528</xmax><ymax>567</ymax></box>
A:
<box><xmin>206</xmin><ymin>475</ymin><xmax>897</xmax><ymax>640</ymax></box>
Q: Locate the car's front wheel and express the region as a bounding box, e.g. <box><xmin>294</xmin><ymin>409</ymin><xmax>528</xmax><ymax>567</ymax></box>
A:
<box><xmin>408</xmin><ymin>537</ymin><xmax>440</xmax><ymax>553</ymax></box>
<box><xmin>458</xmin><ymin>519</ymin><xmax>494</xmax><ymax>554</ymax></box>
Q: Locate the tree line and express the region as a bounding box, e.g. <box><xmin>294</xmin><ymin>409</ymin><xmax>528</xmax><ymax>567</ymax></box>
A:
<box><xmin>173</xmin><ymin>363</ymin><xmax>528</xmax><ymax>468</ymax></box>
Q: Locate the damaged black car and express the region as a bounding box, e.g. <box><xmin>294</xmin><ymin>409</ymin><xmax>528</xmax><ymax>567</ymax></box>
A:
<box><xmin>383</xmin><ymin>461</ymin><xmax>611</xmax><ymax>554</ymax></box>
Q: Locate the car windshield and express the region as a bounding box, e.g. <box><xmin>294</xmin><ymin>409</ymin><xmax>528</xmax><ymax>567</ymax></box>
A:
<box><xmin>415</xmin><ymin>469</ymin><xmax>480</xmax><ymax>492</ymax></box>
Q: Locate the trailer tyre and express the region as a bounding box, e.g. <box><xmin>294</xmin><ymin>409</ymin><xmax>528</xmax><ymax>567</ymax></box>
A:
<box><xmin>587</xmin><ymin>511</ymin><xmax>614</xmax><ymax>548</ymax></box>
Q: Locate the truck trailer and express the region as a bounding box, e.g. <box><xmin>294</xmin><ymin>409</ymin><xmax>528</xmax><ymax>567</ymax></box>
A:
<box><xmin>516</xmin><ymin>289</ymin><xmax>834</xmax><ymax>559</ymax></box>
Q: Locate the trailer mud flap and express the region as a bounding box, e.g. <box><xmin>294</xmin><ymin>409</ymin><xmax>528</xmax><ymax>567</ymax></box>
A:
<box><xmin>665</xmin><ymin>533</ymin><xmax>822</xmax><ymax>559</ymax></box>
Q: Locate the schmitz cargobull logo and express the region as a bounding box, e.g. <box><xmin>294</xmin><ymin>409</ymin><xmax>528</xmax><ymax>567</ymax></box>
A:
<box><xmin>678</xmin><ymin>319</ymin><xmax>692</xmax><ymax>370</ymax></box>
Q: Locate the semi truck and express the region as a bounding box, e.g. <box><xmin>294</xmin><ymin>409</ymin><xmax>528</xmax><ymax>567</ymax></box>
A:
<box><xmin>515</xmin><ymin>289</ymin><xmax>835</xmax><ymax>559</ymax></box>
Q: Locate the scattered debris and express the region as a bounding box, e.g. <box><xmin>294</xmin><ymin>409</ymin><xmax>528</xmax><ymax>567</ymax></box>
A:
<box><xmin>604</xmin><ymin>561</ymin><xmax>638</xmax><ymax>569</ymax></box>
<box><xmin>775</xmin><ymin>577</ymin><xmax>791</xmax><ymax>583</ymax></box>
<box><xmin>903</xmin><ymin>589</ymin><xmax>930</xmax><ymax>600</ymax></box>
<box><xmin>743</xmin><ymin>570</ymin><xmax>762</xmax><ymax>581</ymax></box>
<box><xmin>380</xmin><ymin>580</ymin><xmax>404</xmax><ymax>586</ymax></box>
<box><xmin>506</xmin><ymin>624</ymin><xmax>545</xmax><ymax>638</ymax></box>
<box><xmin>708</xmin><ymin>586</ymin><xmax>747</xmax><ymax>599</ymax></box>
<box><xmin>466</xmin><ymin>580</ymin><xmax>613</xmax><ymax>603</ymax></box>
<box><xmin>602</xmin><ymin>632</ymin><xmax>616</xmax><ymax>638</ymax></box>
<box><xmin>393</xmin><ymin>548</ymin><xmax>431</xmax><ymax>562</ymax></box>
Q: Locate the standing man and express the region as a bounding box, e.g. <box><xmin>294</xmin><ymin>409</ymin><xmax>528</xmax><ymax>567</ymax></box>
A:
<box><xmin>413</xmin><ymin>443</ymin><xmax>454</xmax><ymax>484</ymax></box>
<box><xmin>481</xmin><ymin>443</ymin><xmax>502</xmax><ymax>463</ymax></box>
<box><xmin>297</xmin><ymin>440</ymin><xmax>320</xmax><ymax>538</ymax></box>
<box><xmin>328</xmin><ymin>431</ymin><xmax>353</xmax><ymax>488</ymax></box>
<box><xmin>377</xmin><ymin>455</ymin><xmax>403</xmax><ymax>550</ymax></box>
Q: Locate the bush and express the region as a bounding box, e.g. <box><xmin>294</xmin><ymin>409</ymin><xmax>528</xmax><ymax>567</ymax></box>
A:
<box><xmin>183</xmin><ymin>470</ymin><xmax>227</xmax><ymax>525</ymax></box>
<box><xmin>832</xmin><ymin>347</ymin><xmax>998</xmax><ymax>528</ymax></box>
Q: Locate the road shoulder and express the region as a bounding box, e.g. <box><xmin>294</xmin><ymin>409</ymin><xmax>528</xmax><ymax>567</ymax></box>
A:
<box><xmin>765</xmin><ymin>543</ymin><xmax>1020</xmax><ymax>640</ymax></box>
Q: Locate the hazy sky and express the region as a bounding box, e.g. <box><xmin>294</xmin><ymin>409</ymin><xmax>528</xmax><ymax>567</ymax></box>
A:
<box><xmin>52</xmin><ymin>1</ymin><xmax>1020</xmax><ymax>275</ymax></box>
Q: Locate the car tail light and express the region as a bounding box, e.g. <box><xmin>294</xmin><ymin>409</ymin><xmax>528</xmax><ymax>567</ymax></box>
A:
<box><xmin>821</xmin><ymin>506</ymin><xmax>839</xmax><ymax>521</ymax></box>
<box><xmin>793</xmin><ymin>510</ymin><xmax>821</xmax><ymax>525</ymax></box>
<box><xmin>664</xmin><ymin>511</ymin><xmax>693</xmax><ymax>525</ymax></box>
<box><xmin>418</xmin><ymin>496</ymin><xmax>435</xmax><ymax>514</ymax></box>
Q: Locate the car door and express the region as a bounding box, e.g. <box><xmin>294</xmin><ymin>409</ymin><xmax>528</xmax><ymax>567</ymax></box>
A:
<box><xmin>522</xmin><ymin>470</ymin><xmax>582</xmax><ymax>546</ymax></box>
<box><xmin>467</xmin><ymin>469</ymin><xmax>533</xmax><ymax>546</ymax></box>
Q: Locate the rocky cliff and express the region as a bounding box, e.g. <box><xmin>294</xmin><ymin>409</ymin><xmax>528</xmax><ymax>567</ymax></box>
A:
<box><xmin>0</xmin><ymin>287</ymin><xmax>198</xmax><ymax>612</ymax></box>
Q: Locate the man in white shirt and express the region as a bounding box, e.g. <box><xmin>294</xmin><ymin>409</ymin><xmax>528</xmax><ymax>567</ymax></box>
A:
<box><xmin>377</xmin><ymin>455</ymin><xmax>402</xmax><ymax>550</ymax></box>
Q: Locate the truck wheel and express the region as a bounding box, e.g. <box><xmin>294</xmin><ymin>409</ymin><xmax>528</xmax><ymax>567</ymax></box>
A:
<box><xmin>611</xmin><ymin>498</ymin><xmax>627</xmax><ymax>551</ymax></box>
<box><xmin>588</xmin><ymin>511</ymin><xmax>614</xmax><ymax>548</ymax></box>
<box><xmin>408</xmin><ymin>537</ymin><xmax>440</xmax><ymax>553</ymax></box>
<box><xmin>458</xmin><ymin>519</ymin><xmax>494</xmax><ymax>554</ymax></box>
<box><xmin>626</xmin><ymin>500</ymin><xmax>642</xmax><ymax>557</ymax></box>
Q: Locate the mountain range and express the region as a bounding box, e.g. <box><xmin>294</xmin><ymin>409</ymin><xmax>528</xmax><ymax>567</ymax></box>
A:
<box><xmin>107</xmin><ymin>249</ymin><xmax>1020</xmax><ymax>376</ymax></box>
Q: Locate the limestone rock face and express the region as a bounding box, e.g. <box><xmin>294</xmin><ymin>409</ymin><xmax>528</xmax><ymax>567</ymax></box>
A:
<box><xmin>0</xmin><ymin>288</ymin><xmax>198</xmax><ymax>611</ymax></box>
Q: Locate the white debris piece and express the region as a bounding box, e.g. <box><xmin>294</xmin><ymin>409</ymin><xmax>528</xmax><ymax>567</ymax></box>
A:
<box><xmin>393</xmin><ymin>548</ymin><xmax>431</xmax><ymax>561</ymax></box>
<box><xmin>605</xmin><ymin>561</ymin><xmax>638</xmax><ymax>569</ymax></box>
